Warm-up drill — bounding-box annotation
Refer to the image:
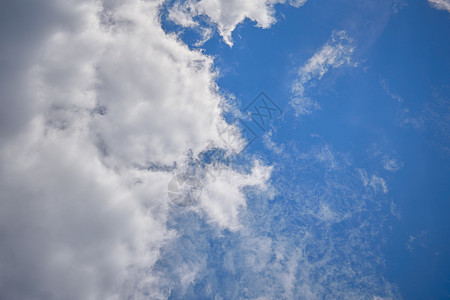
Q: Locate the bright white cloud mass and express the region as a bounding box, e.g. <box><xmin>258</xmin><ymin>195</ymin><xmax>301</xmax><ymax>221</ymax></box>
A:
<box><xmin>1</xmin><ymin>0</ymin><xmax>448</xmax><ymax>299</ymax></box>
<box><xmin>0</xmin><ymin>0</ymin><xmax>269</xmax><ymax>298</ymax></box>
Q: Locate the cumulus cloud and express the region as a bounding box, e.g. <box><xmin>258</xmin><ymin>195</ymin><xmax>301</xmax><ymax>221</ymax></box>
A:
<box><xmin>0</xmin><ymin>119</ymin><xmax>163</xmax><ymax>300</ymax></box>
<box><xmin>167</xmin><ymin>0</ymin><xmax>308</xmax><ymax>46</ymax></box>
<box><xmin>428</xmin><ymin>0</ymin><xmax>450</xmax><ymax>12</ymax></box>
<box><xmin>0</xmin><ymin>0</ymin><xmax>271</xmax><ymax>298</ymax></box>
<box><xmin>291</xmin><ymin>30</ymin><xmax>356</xmax><ymax>116</ymax></box>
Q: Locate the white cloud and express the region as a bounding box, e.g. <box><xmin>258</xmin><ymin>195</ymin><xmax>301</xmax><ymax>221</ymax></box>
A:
<box><xmin>428</xmin><ymin>0</ymin><xmax>450</xmax><ymax>12</ymax></box>
<box><xmin>291</xmin><ymin>31</ymin><xmax>356</xmax><ymax>116</ymax></box>
<box><xmin>382</xmin><ymin>155</ymin><xmax>404</xmax><ymax>172</ymax></box>
<box><xmin>290</xmin><ymin>97</ymin><xmax>321</xmax><ymax>116</ymax></box>
<box><xmin>262</xmin><ymin>131</ymin><xmax>285</xmax><ymax>155</ymax></box>
<box><xmin>407</xmin><ymin>230</ymin><xmax>428</xmax><ymax>252</ymax></box>
<box><xmin>0</xmin><ymin>119</ymin><xmax>168</xmax><ymax>299</ymax></box>
<box><xmin>0</xmin><ymin>0</ymin><xmax>271</xmax><ymax>298</ymax></box>
<box><xmin>357</xmin><ymin>169</ymin><xmax>389</xmax><ymax>194</ymax></box>
<box><xmin>380</xmin><ymin>78</ymin><xmax>403</xmax><ymax>103</ymax></box>
<box><xmin>251</xmin><ymin>143</ymin><xmax>400</xmax><ymax>299</ymax></box>
<box><xmin>369</xmin><ymin>175</ymin><xmax>389</xmax><ymax>194</ymax></box>
<box><xmin>358</xmin><ymin>168</ymin><xmax>370</xmax><ymax>187</ymax></box>
<box><xmin>167</xmin><ymin>0</ymin><xmax>308</xmax><ymax>46</ymax></box>
<box><xmin>201</xmin><ymin>161</ymin><xmax>273</xmax><ymax>231</ymax></box>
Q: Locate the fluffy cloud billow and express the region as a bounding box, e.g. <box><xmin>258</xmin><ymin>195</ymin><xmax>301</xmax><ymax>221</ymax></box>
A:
<box><xmin>0</xmin><ymin>0</ymin><xmax>270</xmax><ymax>298</ymax></box>
<box><xmin>167</xmin><ymin>0</ymin><xmax>308</xmax><ymax>46</ymax></box>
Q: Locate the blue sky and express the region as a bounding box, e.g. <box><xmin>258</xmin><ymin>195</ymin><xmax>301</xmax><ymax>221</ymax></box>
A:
<box><xmin>0</xmin><ymin>0</ymin><xmax>448</xmax><ymax>299</ymax></box>
<box><xmin>160</xmin><ymin>0</ymin><xmax>450</xmax><ymax>298</ymax></box>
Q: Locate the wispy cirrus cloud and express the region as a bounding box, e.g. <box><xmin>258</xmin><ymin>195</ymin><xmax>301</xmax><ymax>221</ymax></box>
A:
<box><xmin>244</xmin><ymin>143</ymin><xmax>400</xmax><ymax>299</ymax></box>
<box><xmin>357</xmin><ymin>168</ymin><xmax>389</xmax><ymax>194</ymax></box>
<box><xmin>149</xmin><ymin>141</ymin><xmax>400</xmax><ymax>299</ymax></box>
<box><xmin>291</xmin><ymin>30</ymin><xmax>356</xmax><ymax>116</ymax></box>
<box><xmin>381</xmin><ymin>78</ymin><xmax>450</xmax><ymax>154</ymax></box>
<box><xmin>382</xmin><ymin>155</ymin><xmax>404</xmax><ymax>172</ymax></box>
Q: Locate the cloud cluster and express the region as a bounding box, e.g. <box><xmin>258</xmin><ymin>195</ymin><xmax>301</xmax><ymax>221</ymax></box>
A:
<box><xmin>428</xmin><ymin>0</ymin><xmax>450</xmax><ymax>12</ymax></box>
<box><xmin>140</xmin><ymin>141</ymin><xmax>399</xmax><ymax>299</ymax></box>
<box><xmin>190</xmin><ymin>143</ymin><xmax>399</xmax><ymax>299</ymax></box>
<box><xmin>382</xmin><ymin>156</ymin><xmax>404</xmax><ymax>172</ymax></box>
<box><xmin>357</xmin><ymin>169</ymin><xmax>389</xmax><ymax>194</ymax></box>
<box><xmin>291</xmin><ymin>30</ymin><xmax>356</xmax><ymax>116</ymax></box>
<box><xmin>0</xmin><ymin>0</ymin><xmax>270</xmax><ymax>298</ymax></box>
<box><xmin>167</xmin><ymin>0</ymin><xmax>308</xmax><ymax>46</ymax></box>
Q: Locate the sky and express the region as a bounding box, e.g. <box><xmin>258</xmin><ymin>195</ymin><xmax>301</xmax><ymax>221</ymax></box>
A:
<box><xmin>0</xmin><ymin>0</ymin><xmax>449</xmax><ymax>299</ymax></box>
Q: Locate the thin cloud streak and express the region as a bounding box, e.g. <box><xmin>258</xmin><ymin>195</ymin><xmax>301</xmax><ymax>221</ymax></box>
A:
<box><xmin>291</xmin><ymin>30</ymin><xmax>356</xmax><ymax>116</ymax></box>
